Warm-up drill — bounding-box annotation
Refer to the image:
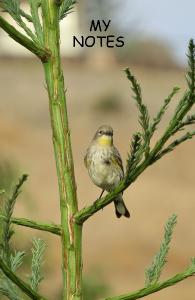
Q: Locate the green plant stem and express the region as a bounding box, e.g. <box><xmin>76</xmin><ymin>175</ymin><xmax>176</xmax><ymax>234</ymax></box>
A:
<box><xmin>105</xmin><ymin>265</ymin><xmax>195</xmax><ymax>300</ymax></box>
<box><xmin>9</xmin><ymin>217</ymin><xmax>61</xmax><ymax>236</ymax></box>
<box><xmin>0</xmin><ymin>16</ymin><xmax>50</xmax><ymax>62</ymax></box>
<box><xmin>0</xmin><ymin>258</ymin><xmax>47</xmax><ymax>300</ymax></box>
<box><xmin>41</xmin><ymin>1</ymin><xmax>82</xmax><ymax>299</ymax></box>
<box><xmin>28</xmin><ymin>0</ymin><xmax>43</xmax><ymax>42</ymax></box>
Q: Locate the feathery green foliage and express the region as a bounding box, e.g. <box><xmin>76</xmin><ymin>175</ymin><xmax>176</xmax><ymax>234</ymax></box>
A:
<box><xmin>0</xmin><ymin>175</ymin><xmax>28</xmax><ymax>300</ymax></box>
<box><xmin>126</xmin><ymin>133</ymin><xmax>141</xmax><ymax>178</ymax></box>
<box><xmin>0</xmin><ymin>0</ymin><xmax>20</xmax><ymax>18</ymax></box>
<box><xmin>0</xmin><ymin>0</ymin><xmax>49</xmax><ymax>61</ymax></box>
<box><xmin>178</xmin><ymin>113</ymin><xmax>195</xmax><ymax>129</ymax></box>
<box><xmin>149</xmin><ymin>87</ymin><xmax>180</xmax><ymax>138</ymax></box>
<box><xmin>0</xmin><ymin>176</ymin><xmax>47</xmax><ymax>300</ymax></box>
<box><xmin>106</xmin><ymin>260</ymin><xmax>195</xmax><ymax>300</ymax></box>
<box><xmin>145</xmin><ymin>214</ymin><xmax>177</xmax><ymax>286</ymax></box>
<box><xmin>123</xmin><ymin>39</ymin><xmax>195</xmax><ymax>181</ymax></box>
<box><xmin>0</xmin><ymin>255</ymin><xmax>47</xmax><ymax>300</ymax></box>
<box><xmin>30</xmin><ymin>238</ymin><xmax>46</xmax><ymax>292</ymax></box>
<box><xmin>59</xmin><ymin>0</ymin><xmax>77</xmax><ymax>20</ymax></box>
<box><xmin>10</xmin><ymin>251</ymin><xmax>26</xmax><ymax>273</ymax></box>
<box><xmin>0</xmin><ymin>281</ymin><xmax>23</xmax><ymax>300</ymax></box>
<box><xmin>187</xmin><ymin>39</ymin><xmax>195</xmax><ymax>93</ymax></box>
<box><xmin>0</xmin><ymin>1</ymin><xmax>195</xmax><ymax>299</ymax></box>
<box><xmin>28</xmin><ymin>0</ymin><xmax>43</xmax><ymax>42</ymax></box>
<box><xmin>154</xmin><ymin>131</ymin><xmax>195</xmax><ymax>162</ymax></box>
<box><xmin>125</xmin><ymin>68</ymin><xmax>150</xmax><ymax>157</ymax></box>
<box><xmin>0</xmin><ymin>174</ymin><xmax>28</xmax><ymax>264</ymax></box>
<box><xmin>169</xmin><ymin>40</ymin><xmax>195</xmax><ymax>126</ymax></box>
<box><xmin>0</xmin><ymin>0</ymin><xmax>37</xmax><ymax>41</ymax></box>
<box><xmin>19</xmin><ymin>9</ymin><xmax>33</xmax><ymax>23</ymax></box>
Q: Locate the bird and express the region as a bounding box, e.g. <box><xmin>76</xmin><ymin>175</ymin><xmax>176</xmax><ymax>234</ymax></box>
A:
<box><xmin>84</xmin><ymin>125</ymin><xmax>130</xmax><ymax>218</ymax></box>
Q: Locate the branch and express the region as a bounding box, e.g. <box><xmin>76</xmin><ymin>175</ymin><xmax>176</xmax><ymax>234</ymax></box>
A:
<box><xmin>0</xmin><ymin>16</ymin><xmax>50</xmax><ymax>62</ymax></box>
<box><xmin>154</xmin><ymin>131</ymin><xmax>195</xmax><ymax>162</ymax></box>
<box><xmin>171</xmin><ymin>113</ymin><xmax>195</xmax><ymax>134</ymax></box>
<box><xmin>0</xmin><ymin>258</ymin><xmax>47</xmax><ymax>300</ymax></box>
<box><xmin>0</xmin><ymin>216</ymin><xmax>61</xmax><ymax>236</ymax></box>
<box><xmin>105</xmin><ymin>263</ymin><xmax>195</xmax><ymax>300</ymax></box>
<box><xmin>1</xmin><ymin>174</ymin><xmax>28</xmax><ymax>264</ymax></box>
<box><xmin>75</xmin><ymin>129</ymin><xmax>195</xmax><ymax>224</ymax></box>
<box><xmin>74</xmin><ymin>179</ymin><xmax>130</xmax><ymax>224</ymax></box>
<box><xmin>75</xmin><ymin>132</ymin><xmax>171</xmax><ymax>224</ymax></box>
<box><xmin>75</xmin><ymin>40</ymin><xmax>195</xmax><ymax>224</ymax></box>
<box><xmin>145</xmin><ymin>214</ymin><xmax>177</xmax><ymax>285</ymax></box>
<box><xmin>75</xmin><ymin>127</ymin><xmax>195</xmax><ymax>224</ymax></box>
<box><xmin>75</xmin><ymin>126</ymin><xmax>195</xmax><ymax>225</ymax></box>
<box><xmin>126</xmin><ymin>133</ymin><xmax>142</xmax><ymax>176</ymax></box>
<box><xmin>59</xmin><ymin>0</ymin><xmax>76</xmax><ymax>20</ymax></box>
<box><xmin>0</xmin><ymin>282</ymin><xmax>24</xmax><ymax>300</ymax></box>
<box><xmin>30</xmin><ymin>238</ymin><xmax>46</xmax><ymax>292</ymax></box>
<box><xmin>125</xmin><ymin>68</ymin><xmax>150</xmax><ymax>156</ymax></box>
<box><xmin>28</xmin><ymin>0</ymin><xmax>43</xmax><ymax>42</ymax></box>
<box><xmin>0</xmin><ymin>0</ymin><xmax>37</xmax><ymax>40</ymax></box>
<box><xmin>75</xmin><ymin>129</ymin><xmax>188</xmax><ymax>223</ymax></box>
<box><xmin>149</xmin><ymin>87</ymin><xmax>180</xmax><ymax>138</ymax></box>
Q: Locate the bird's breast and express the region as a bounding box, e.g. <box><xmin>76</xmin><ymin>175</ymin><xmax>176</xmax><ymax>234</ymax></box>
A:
<box><xmin>87</xmin><ymin>145</ymin><xmax>120</xmax><ymax>189</ymax></box>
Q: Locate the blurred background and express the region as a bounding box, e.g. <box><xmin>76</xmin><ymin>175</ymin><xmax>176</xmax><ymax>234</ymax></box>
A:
<box><xmin>0</xmin><ymin>0</ymin><xmax>195</xmax><ymax>299</ymax></box>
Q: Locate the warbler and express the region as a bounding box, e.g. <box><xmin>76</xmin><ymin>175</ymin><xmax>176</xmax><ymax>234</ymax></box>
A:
<box><xmin>84</xmin><ymin>125</ymin><xmax>130</xmax><ymax>218</ymax></box>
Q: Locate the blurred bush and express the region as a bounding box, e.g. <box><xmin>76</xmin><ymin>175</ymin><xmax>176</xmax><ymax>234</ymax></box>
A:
<box><xmin>57</xmin><ymin>273</ymin><xmax>110</xmax><ymax>300</ymax></box>
<box><xmin>92</xmin><ymin>92</ymin><xmax>124</xmax><ymax>114</ymax></box>
<box><xmin>116</xmin><ymin>38</ymin><xmax>178</xmax><ymax>69</ymax></box>
<box><xmin>83</xmin><ymin>273</ymin><xmax>110</xmax><ymax>300</ymax></box>
<box><xmin>0</xmin><ymin>160</ymin><xmax>18</xmax><ymax>195</ymax></box>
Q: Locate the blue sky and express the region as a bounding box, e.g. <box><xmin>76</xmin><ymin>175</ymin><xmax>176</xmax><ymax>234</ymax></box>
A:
<box><xmin>119</xmin><ymin>0</ymin><xmax>195</xmax><ymax>64</ymax></box>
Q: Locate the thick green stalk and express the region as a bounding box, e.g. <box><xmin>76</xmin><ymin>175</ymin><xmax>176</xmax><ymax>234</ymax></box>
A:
<box><xmin>41</xmin><ymin>1</ymin><xmax>82</xmax><ymax>299</ymax></box>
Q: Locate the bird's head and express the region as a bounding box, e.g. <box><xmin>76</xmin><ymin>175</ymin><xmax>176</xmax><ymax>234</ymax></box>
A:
<box><xmin>94</xmin><ymin>125</ymin><xmax>113</xmax><ymax>146</ymax></box>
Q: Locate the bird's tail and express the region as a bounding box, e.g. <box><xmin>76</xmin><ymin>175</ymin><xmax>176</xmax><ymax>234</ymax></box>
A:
<box><xmin>114</xmin><ymin>194</ymin><xmax>130</xmax><ymax>218</ymax></box>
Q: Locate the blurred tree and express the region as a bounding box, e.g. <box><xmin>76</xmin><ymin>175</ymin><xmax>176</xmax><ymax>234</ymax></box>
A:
<box><xmin>0</xmin><ymin>161</ymin><xmax>18</xmax><ymax>195</ymax></box>
<box><xmin>83</xmin><ymin>274</ymin><xmax>110</xmax><ymax>300</ymax></box>
<box><xmin>78</xmin><ymin>0</ymin><xmax>118</xmax><ymax>31</ymax></box>
<box><xmin>116</xmin><ymin>38</ymin><xmax>178</xmax><ymax>69</ymax></box>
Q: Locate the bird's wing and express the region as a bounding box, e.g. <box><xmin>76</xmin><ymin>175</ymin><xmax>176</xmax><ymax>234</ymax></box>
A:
<box><xmin>111</xmin><ymin>146</ymin><xmax>124</xmax><ymax>178</ymax></box>
<box><xmin>84</xmin><ymin>148</ymin><xmax>90</xmax><ymax>168</ymax></box>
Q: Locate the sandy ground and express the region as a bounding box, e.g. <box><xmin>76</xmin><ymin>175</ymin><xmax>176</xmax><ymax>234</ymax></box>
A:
<box><xmin>0</xmin><ymin>58</ymin><xmax>195</xmax><ymax>299</ymax></box>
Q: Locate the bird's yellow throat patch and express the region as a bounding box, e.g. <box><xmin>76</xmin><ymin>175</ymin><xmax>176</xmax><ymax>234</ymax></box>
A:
<box><xmin>98</xmin><ymin>135</ymin><xmax>112</xmax><ymax>146</ymax></box>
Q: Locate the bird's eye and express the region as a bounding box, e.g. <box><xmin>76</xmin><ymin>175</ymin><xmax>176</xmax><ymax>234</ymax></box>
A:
<box><xmin>99</xmin><ymin>130</ymin><xmax>103</xmax><ymax>135</ymax></box>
